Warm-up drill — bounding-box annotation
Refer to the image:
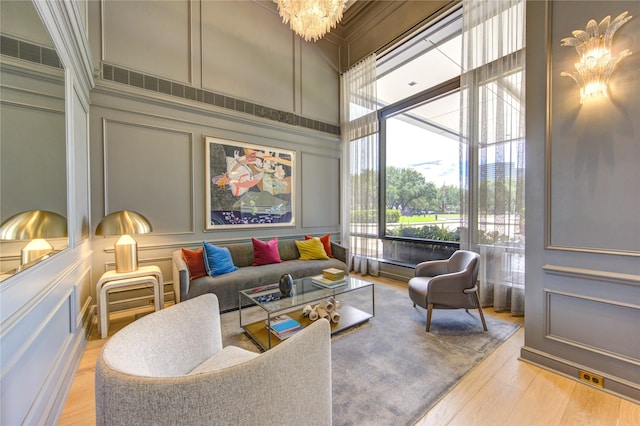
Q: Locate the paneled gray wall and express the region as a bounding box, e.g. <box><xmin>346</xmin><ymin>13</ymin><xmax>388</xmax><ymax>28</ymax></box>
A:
<box><xmin>88</xmin><ymin>0</ymin><xmax>342</xmax><ymax>311</ymax></box>
<box><xmin>523</xmin><ymin>0</ymin><xmax>640</xmax><ymax>402</ymax></box>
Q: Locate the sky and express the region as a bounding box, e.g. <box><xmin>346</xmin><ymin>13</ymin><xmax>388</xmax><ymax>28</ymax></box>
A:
<box><xmin>386</xmin><ymin>115</ymin><xmax>461</xmax><ymax>187</ymax></box>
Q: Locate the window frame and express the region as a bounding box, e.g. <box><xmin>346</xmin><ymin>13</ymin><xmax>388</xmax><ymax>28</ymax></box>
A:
<box><xmin>378</xmin><ymin>77</ymin><xmax>463</xmax><ymax>245</ymax></box>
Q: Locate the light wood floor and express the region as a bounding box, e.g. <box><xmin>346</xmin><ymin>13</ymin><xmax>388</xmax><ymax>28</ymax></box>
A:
<box><xmin>59</xmin><ymin>276</ymin><xmax>639</xmax><ymax>425</ymax></box>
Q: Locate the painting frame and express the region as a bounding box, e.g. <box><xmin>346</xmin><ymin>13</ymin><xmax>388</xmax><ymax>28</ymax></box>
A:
<box><xmin>205</xmin><ymin>136</ymin><xmax>296</xmax><ymax>230</ymax></box>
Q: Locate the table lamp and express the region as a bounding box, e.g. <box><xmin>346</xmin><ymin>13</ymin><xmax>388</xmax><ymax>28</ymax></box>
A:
<box><xmin>0</xmin><ymin>210</ymin><xmax>68</xmax><ymax>265</ymax></box>
<box><xmin>95</xmin><ymin>210</ymin><xmax>152</xmax><ymax>273</ymax></box>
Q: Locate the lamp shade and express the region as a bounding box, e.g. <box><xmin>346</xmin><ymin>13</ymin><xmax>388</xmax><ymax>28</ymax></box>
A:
<box><xmin>95</xmin><ymin>210</ymin><xmax>152</xmax><ymax>237</ymax></box>
<box><xmin>0</xmin><ymin>210</ymin><xmax>67</xmax><ymax>241</ymax></box>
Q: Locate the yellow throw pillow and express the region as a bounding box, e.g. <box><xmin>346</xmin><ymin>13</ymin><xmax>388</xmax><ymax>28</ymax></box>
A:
<box><xmin>295</xmin><ymin>237</ymin><xmax>329</xmax><ymax>260</ymax></box>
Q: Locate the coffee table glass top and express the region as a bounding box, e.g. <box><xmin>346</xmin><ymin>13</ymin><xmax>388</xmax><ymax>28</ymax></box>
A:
<box><xmin>239</xmin><ymin>275</ymin><xmax>371</xmax><ymax>314</ymax></box>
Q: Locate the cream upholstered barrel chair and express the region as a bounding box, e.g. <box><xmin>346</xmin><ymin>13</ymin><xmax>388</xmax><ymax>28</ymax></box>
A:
<box><xmin>408</xmin><ymin>250</ymin><xmax>487</xmax><ymax>332</ymax></box>
<box><xmin>95</xmin><ymin>293</ymin><xmax>332</xmax><ymax>426</ymax></box>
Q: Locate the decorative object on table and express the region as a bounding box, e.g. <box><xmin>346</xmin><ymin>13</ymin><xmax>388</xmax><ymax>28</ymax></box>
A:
<box><xmin>311</xmin><ymin>273</ymin><xmax>347</xmax><ymax>288</ymax></box>
<box><xmin>95</xmin><ymin>210</ymin><xmax>152</xmax><ymax>273</ymax></box>
<box><xmin>266</xmin><ymin>314</ymin><xmax>302</xmax><ymax>340</ymax></box>
<box><xmin>561</xmin><ymin>11</ymin><xmax>633</xmax><ymax>104</ymax></box>
<box><xmin>279</xmin><ymin>273</ymin><xmax>293</xmax><ymax>297</ymax></box>
<box><xmin>205</xmin><ymin>136</ymin><xmax>295</xmax><ymax>230</ymax></box>
<box><xmin>0</xmin><ymin>210</ymin><xmax>67</xmax><ymax>265</ymax></box>
<box><xmin>322</xmin><ymin>267</ymin><xmax>344</xmax><ymax>281</ymax></box>
<box><xmin>303</xmin><ymin>297</ymin><xmax>342</xmax><ymax>324</ymax></box>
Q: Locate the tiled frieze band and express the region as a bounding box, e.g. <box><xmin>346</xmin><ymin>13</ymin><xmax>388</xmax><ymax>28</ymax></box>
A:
<box><xmin>0</xmin><ymin>35</ymin><xmax>62</xmax><ymax>69</ymax></box>
<box><xmin>101</xmin><ymin>63</ymin><xmax>340</xmax><ymax>136</ymax></box>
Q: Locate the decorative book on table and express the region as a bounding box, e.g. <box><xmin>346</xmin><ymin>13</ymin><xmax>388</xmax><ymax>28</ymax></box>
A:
<box><xmin>266</xmin><ymin>314</ymin><xmax>302</xmax><ymax>339</ymax></box>
<box><xmin>311</xmin><ymin>274</ymin><xmax>348</xmax><ymax>288</ymax></box>
<box><xmin>322</xmin><ymin>267</ymin><xmax>345</xmax><ymax>281</ymax></box>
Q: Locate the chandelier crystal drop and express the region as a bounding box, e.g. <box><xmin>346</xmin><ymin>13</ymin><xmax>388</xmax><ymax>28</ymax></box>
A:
<box><xmin>275</xmin><ymin>0</ymin><xmax>347</xmax><ymax>42</ymax></box>
<box><xmin>560</xmin><ymin>11</ymin><xmax>632</xmax><ymax>104</ymax></box>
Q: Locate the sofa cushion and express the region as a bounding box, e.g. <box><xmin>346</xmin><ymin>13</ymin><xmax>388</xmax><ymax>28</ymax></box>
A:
<box><xmin>305</xmin><ymin>234</ymin><xmax>333</xmax><ymax>258</ymax></box>
<box><xmin>252</xmin><ymin>237</ymin><xmax>282</xmax><ymax>266</ymax></box>
<box><xmin>203</xmin><ymin>242</ymin><xmax>239</xmax><ymax>277</ymax></box>
<box><xmin>296</xmin><ymin>237</ymin><xmax>329</xmax><ymax>260</ymax></box>
<box><xmin>188</xmin><ymin>345</ymin><xmax>259</xmax><ymax>375</ymax></box>
<box><xmin>182</xmin><ymin>247</ymin><xmax>207</xmax><ymax>280</ymax></box>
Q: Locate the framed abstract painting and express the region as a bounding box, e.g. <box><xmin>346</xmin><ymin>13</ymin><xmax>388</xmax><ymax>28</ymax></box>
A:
<box><xmin>205</xmin><ymin>136</ymin><xmax>295</xmax><ymax>229</ymax></box>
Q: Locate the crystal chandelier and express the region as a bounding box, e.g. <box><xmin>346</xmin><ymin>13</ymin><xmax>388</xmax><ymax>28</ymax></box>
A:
<box><xmin>275</xmin><ymin>0</ymin><xmax>347</xmax><ymax>42</ymax></box>
<box><xmin>561</xmin><ymin>11</ymin><xmax>633</xmax><ymax>104</ymax></box>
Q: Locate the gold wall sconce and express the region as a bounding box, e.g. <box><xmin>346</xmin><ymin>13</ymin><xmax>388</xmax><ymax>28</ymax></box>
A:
<box><xmin>95</xmin><ymin>210</ymin><xmax>152</xmax><ymax>273</ymax></box>
<box><xmin>0</xmin><ymin>210</ymin><xmax>67</xmax><ymax>265</ymax></box>
<box><xmin>561</xmin><ymin>11</ymin><xmax>633</xmax><ymax>104</ymax></box>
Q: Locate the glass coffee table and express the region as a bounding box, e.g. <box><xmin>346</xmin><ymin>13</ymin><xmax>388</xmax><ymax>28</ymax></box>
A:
<box><xmin>239</xmin><ymin>275</ymin><xmax>375</xmax><ymax>350</ymax></box>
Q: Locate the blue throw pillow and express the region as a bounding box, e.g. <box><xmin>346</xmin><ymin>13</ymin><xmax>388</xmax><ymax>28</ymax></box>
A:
<box><xmin>202</xmin><ymin>242</ymin><xmax>239</xmax><ymax>277</ymax></box>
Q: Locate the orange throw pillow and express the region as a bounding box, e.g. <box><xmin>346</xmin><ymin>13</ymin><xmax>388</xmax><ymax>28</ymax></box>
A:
<box><xmin>305</xmin><ymin>233</ymin><xmax>333</xmax><ymax>258</ymax></box>
<box><xmin>181</xmin><ymin>247</ymin><xmax>207</xmax><ymax>280</ymax></box>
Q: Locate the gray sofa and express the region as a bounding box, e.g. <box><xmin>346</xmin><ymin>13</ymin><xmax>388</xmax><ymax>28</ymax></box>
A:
<box><xmin>172</xmin><ymin>238</ymin><xmax>348</xmax><ymax>311</ymax></box>
<box><xmin>95</xmin><ymin>293</ymin><xmax>332</xmax><ymax>426</ymax></box>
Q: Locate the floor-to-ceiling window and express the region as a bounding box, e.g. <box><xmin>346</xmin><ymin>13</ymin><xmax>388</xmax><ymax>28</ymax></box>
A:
<box><xmin>344</xmin><ymin>0</ymin><xmax>526</xmax><ymax>314</ymax></box>
<box><xmin>377</xmin><ymin>7</ymin><xmax>464</xmax><ymax>264</ymax></box>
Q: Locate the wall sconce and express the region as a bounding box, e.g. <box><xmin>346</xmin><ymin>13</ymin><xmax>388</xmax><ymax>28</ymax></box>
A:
<box><xmin>95</xmin><ymin>210</ymin><xmax>152</xmax><ymax>273</ymax></box>
<box><xmin>0</xmin><ymin>210</ymin><xmax>67</xmax><ymax>265</ymax></box>
<box><xmin>561</xmin><ymin>11</ymin><xmax>633</xmax><ymax>104</ymax></box>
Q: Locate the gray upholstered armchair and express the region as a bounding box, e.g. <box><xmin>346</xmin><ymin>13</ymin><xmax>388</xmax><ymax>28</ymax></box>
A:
<box><xmin>408</xmin><ymin>250</ymin><xmax>487</xmax><ymax>332</ymax></box>
<box><xmin>95</xmin><ymin>293</ymin><xmax>332</xmax><ymax>426</ymax></box>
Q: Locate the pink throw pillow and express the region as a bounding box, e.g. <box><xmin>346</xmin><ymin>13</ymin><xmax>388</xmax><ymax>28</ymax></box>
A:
<box><xmin>182</xmin><ymin>247</ymin><xmax>207</xmax><ymax>280</ymax></box>
<box><xmin>252</xmin><ymin>237</ymin><xmax>283</xmax><ymax>266</ymax></box>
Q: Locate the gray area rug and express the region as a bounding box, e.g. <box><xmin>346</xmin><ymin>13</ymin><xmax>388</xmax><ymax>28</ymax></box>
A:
<box><xmin>220</xmin><ymin>281</ymin><xmax>520</xmax><ymax>426</ymax></box>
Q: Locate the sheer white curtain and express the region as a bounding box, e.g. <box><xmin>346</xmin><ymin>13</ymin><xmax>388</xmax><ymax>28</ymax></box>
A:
<box><xmin>460</xmin><ymin>0</ymin><xmax>526</xmax><ymax>315</ymax></box>
<box><xmin>340</xmin><ymin>54</ymin><xmax>380</xmax><ymax>275</ymax></box>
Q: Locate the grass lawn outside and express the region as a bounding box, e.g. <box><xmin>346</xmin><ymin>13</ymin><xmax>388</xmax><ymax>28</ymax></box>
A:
<box><xmin>396</xmin><ymin>214</ymin><xmax>460</xmax><ymax>224</ymax></box>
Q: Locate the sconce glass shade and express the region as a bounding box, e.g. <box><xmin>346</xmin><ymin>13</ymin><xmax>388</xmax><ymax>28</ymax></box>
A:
<box><xmin>0</xmin><ymin>210</ymin><xmax>68</xmax><ymax>265</ymax></box>
<box><xmin>95</xmin><ymin>210</ymin><xmax>152</xmax><ymax>273</ymax></box>
<box><xmin>561</xmin><ymin>11</ymin><xmax>633</xmax><ymax>103</ymax></box>
<box><xmin>275</xmin><ymin>0</ymin><xmax>346</xmax><ymax>42</ymax></box>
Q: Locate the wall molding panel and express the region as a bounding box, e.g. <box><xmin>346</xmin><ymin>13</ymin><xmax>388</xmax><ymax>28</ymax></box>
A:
<box><xmin>300</xmin><ymin>152</ymin><xmax>340</xmax><ymax>228</ymax></box>
<box><xmin>543</xmin><ymin>264</ymin><xmax>640</xmax><ymax>287</ymax></box>
<box><xmin>101</xmin><ymin>0</ymin><xmax>193</xmax><ymax>85</ymax></box>
<box><xmin>545</xmin><ymin>289</ymin><xmax>640</xmax><ymax>365</ymax></box>
<box><xmin>101</xmin><ymin>118</ymin><xmax>195</xmax><ymax>235</ymax></box>
<box><xmin>544</xmin><ymin>0</ymin><xmax>640</xmax><ymax>257</ymax></box>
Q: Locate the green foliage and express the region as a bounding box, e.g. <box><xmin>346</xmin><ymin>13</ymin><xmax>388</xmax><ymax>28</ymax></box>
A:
<box><xmin>386</xmin><ymin>166</ymin><xmax>429</xmax><ymax>210</ymax></box>
<box><xmin>386</xmin><ymin>209</ymin><xmax>401</xmax><ymax>223</ymax></box>
<box><xmin>386</xmin><ymin>224</ymin><xmax>460</xmax><ymax>242</ymax></box>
